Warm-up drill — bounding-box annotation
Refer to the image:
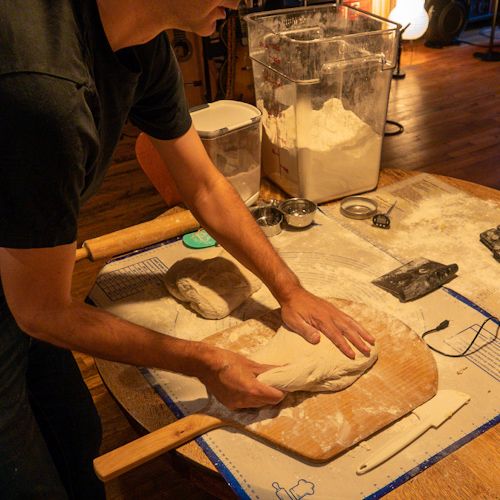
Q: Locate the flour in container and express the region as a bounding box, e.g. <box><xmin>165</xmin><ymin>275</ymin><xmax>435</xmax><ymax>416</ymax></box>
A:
<box><xmin>261</xmin><ymin>96</ymin><xmax>382</xmax><ymax>202</ymax></box>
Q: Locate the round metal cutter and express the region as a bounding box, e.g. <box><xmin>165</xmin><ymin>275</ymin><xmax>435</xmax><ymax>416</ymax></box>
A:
<box><xmin>340</xmin><ymin>196</ymin><xmax>378</xmax><ymax>220</ymax></box>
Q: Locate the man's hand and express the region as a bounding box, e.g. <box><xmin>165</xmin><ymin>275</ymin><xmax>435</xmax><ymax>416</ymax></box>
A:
<box><xmin>198</xmin><ymin>346</ymin><xmax>285</xmax><ymax>410</ymax></box>
<box><xmin>279</xmin><ymin>288</ymin><xmax>375</xmax><ymax>359</ymax></box>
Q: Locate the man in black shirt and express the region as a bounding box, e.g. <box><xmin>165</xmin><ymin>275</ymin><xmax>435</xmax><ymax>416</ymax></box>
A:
<box><xmin>0</xmin><ymin>1</ymin><xmax>374</xmax><ymax>498</ymax></box>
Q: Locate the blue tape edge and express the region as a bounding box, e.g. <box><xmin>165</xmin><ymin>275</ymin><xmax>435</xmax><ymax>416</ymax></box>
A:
<box><xmin>442</xmin><ymin>286</ymin><xmax>499</xmax><ymax>325</ymax></box>
<box><xmin>105</xmin><ymin>235</ymin><xmax>184</xmax><ymax>264</ymax></box>
<box><xmin>140</xmin><ymin>368</ymin><xmax>251</xmax><ymax>500</ymax></box>
<box><xmin>365</xmin><ymin>414</ymin><xmax>500</xmax><ymax>500</ymax></box>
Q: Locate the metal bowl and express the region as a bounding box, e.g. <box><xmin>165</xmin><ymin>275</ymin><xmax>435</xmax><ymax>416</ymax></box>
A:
<box><xmin>279</xmin><ymin>198</ymin><xmax>317</xmax><ymax>228</ymax></box>
<box><xmin>251</xmin><ymin>206</ymin><xmax>283</xmax><ymax>237</ymax></box>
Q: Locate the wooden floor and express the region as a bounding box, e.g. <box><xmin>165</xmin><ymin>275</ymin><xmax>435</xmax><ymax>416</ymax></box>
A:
<box><xmin>73</xmin><ymin>28</ymin><xmax>500</xmax><ymax>500</ymax></box>
<box><xmin>382</xmin><ymin>30</ymin><xmax>500</xmax><ymax>189</ymax></box>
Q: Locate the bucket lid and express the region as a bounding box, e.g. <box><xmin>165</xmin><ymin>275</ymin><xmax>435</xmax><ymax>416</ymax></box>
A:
<box><xmin>190</xmin><ymin>100</ymin><xmax>261</xmax><ymax>138</ymax></box>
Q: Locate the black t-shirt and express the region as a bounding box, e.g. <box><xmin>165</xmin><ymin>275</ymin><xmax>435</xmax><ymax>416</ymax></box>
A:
<box><xmin>0</xmin><ymin>0</ymin><xmax>192</xmax><ymax>249</ymax></box>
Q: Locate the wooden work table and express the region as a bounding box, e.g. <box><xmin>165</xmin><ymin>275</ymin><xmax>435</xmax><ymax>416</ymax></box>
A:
<box><xmin>94</xmin><ymin>169</ymin><xmax>499</xmax><ymax>499</ymax></box>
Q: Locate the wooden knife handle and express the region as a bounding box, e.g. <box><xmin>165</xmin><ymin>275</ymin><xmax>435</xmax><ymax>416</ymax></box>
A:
<box><xmin>76</xmin><ymin>209</ymin><xmax>200</xmax><ymax>262</ymax></box>
<box><xmin>93</xmin><ymin>413</ymin><xmax>224</xmax><ymax>481</ymax></box>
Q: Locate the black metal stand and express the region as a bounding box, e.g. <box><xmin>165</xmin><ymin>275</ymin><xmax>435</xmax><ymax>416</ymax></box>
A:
<box><xmin>393</xmin><ymin>24</ymin><xmax>410</xmax><ymax>79</ymax></box>
<box><xmin>385</xmin><ymin>119</ymin><xmax>405</xmax><ymax>136</ymax></box>
<box><xmin>393</xmin><ymin>55</ymin><xmax>406</xmax><ymax>79</ymax></box>
<box><xmin>474</xmin><ymin>0</ymin><xmax>500</xmax><ymax>61</ymax></box>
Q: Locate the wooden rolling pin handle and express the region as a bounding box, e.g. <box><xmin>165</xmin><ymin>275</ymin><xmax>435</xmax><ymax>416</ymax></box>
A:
<box><xmin>93</xmin><ymin>413</ymin><xmax>224</xmax><ymax>481</ymax></box>
<box><xmin>75</xmin><ymin>209</ymin><xmax>200</xmax><ymax>262</ymax></box>
<box><xmin>75</xmin><ymin>246</ymin><xmax>90</xmax><ymax>262</ymax></box>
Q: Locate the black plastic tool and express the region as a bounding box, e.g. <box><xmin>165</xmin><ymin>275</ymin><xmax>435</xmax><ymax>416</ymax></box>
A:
<box><xmin>372</xmin><ymin>201</ymin><xmax>397</xmax><ymax>229</ymax></box>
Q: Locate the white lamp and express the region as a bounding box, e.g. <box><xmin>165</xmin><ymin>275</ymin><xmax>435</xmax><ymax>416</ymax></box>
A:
<box><xmin>389</xmin><ymin>0</ymin><xmax>430</xmax><ymax>40</ymax></box>
<box><xmin>389</xmin><ymin>0</ymin><xmax>430</xmax><ymax>78</ymax></box>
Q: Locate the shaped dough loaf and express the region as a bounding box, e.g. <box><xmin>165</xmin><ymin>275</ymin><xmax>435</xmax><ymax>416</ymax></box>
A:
<box><xmin>251</xmin><ymin>326</ymin><xmax>378</xmax><ymax>392</ymax></box>
<box><xmin>163</xmin><ymin>254</ymin><xmax>261</xmax><ymax>319</ymax></box>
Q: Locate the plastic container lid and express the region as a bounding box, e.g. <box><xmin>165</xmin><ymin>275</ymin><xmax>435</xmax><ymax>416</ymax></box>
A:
<box><xmin>190</xmin><ymin>100</ymin><xmax>261</xmax><ymax>139</ymax></box>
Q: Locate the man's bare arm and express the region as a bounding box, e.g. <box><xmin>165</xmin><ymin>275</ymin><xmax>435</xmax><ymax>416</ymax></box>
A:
<box><xmin>149</xmin><ymin>127</ymin><xmax>375</xmax><ymax>358</ymax></box>
<box><xmin>0</xmin><ymin>244</ymin><xmax>284</xmax><ymax>409</ymax></box>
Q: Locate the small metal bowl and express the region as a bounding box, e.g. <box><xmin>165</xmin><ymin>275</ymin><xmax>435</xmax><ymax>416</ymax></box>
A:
<box><xmin>279</xmin><ymin>198</ymin><xmax>317</xmax><ymax>228</ymax></box>
<box><xmin>251</xmin><ymin>206</ymin><xmax>283</xmax><ymax>237</ymax></box>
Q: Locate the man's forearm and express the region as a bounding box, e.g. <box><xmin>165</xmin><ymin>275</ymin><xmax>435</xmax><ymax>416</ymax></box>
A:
<box><xmin>28</xmin><ymin>300</ymin><xmax>215</xmax><ymax>378</ymax></box>
<box><xmin>150</xmin><ymin>129</ymin><xmax>303</xmax><ymax>305</ymax></box>
<box><xmin>189</xmin><ymin>176</ymin><xmax>302</xmax><ymax>304</ymax></box>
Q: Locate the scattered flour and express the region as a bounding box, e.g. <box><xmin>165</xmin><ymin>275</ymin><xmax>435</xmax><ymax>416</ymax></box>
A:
<box><xmin>327</xmin><ymin>177</ymin><xmax>500</xmax><ymax>314</ymax></box>
<box><xmin>390</xmin><ymin>190</ymin><xmax>499</xmax><ymax>313</ymax></box>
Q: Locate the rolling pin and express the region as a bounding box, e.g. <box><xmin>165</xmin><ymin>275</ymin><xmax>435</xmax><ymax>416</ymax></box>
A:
<box><xmin>75</xmin><ymin>209</ymin><xmax>200</xmax><ymax>262</ymax></box>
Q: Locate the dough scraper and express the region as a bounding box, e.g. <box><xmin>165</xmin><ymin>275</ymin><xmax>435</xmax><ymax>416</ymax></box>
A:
<box><xmin>356</xmin><ymin>389</ymin><xmax>470</xmax><ymax>474</ymax></box>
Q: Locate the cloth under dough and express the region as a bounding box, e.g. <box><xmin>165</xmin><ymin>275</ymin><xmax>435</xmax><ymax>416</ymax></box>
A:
<box><xmin>251</xmin><ymin>326</ymin><xmax>378</xmax><ymax>392</ymax></box>
<box><xmin>163</xmin><ymin>253</ymin><xmax>261</xmax><ymax>319</ymax></box>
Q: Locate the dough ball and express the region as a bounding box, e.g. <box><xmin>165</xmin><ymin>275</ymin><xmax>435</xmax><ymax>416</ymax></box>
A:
<box><xmin>163</xmin><ymin>257</ymin><xmax>199</xmax><ymax>302</ymax></box>
<box><xmin>251</xmin><ymin>326</ymin><xmax>378</xmax><ymax>392</ymax></box>
<box><xmin>163</xmin><ymin>254</ymin><xmax>261</xmax><ymax>319</ymax></box>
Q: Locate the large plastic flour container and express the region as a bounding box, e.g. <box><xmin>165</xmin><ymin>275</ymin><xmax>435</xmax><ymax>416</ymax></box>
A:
<box><xmin>245</xmin><ymin>5</ymin><xmax>399</xmax><ymax>203</ymax></box>
<box><xmin>191</xmin><ymin>100</ymin><xmax>262</xmax><ymax>206</ymax></box>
